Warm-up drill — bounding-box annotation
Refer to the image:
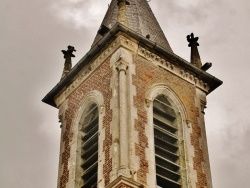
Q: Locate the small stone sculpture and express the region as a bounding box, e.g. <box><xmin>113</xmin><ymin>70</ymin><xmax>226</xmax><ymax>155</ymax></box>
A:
<box><xmin>187</xmin><ymin>33</ymin><xmax>202</xmax><ymax>68</ymax></box>
<box><xmin>62</xmin><ymin>45</ymin><xmax>76</xmax><ymax>59</ymax></box>
<box><xmin>61</xmin><ymin>45</ymin><xmax>76</xmax><ymax>79</ymax></box>
<box><xmin>187</xmin><ymin>33</ymin><xmax>199</xmax><ymax>47</ymax></box>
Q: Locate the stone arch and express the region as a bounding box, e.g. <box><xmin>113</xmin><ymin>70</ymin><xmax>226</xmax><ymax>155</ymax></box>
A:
<box><xmin>145</xmin><ymin>83</ymin><xmax>188</xmax><ymax>120</ymax></box>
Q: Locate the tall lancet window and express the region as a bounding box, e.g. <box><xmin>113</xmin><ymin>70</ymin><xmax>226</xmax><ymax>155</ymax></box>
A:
<box><xmin>81</xmin><ymin>103</ymin><xmax>99</xmax><ymax>188</ymax></box>
<box><xmin>153</xmin><ymin>95</ymin><xmax>182</xmax><ymax>188</ymax></box>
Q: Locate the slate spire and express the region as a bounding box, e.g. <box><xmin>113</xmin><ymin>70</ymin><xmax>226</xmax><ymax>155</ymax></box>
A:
<box><xmin>92</xmin><ymin>0</ymin><xmax>173</xmax><ymax>52</ymax></box>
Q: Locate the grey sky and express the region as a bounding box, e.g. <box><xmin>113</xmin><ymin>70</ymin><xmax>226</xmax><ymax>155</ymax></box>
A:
<box><xmin>0</xmin><ymin>0</ymin><xmax>249</xmax><ymax>187</ymax></box>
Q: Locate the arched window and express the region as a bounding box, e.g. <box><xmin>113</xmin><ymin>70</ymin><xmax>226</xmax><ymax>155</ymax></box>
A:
<box><xmin>81</xmin><ymin>103</ymin><xmax>99</xmax><ymax>188</ymax></box>
<box><xmin>153</xmin><ymin>95</ymin><xmax>182</xmax><ymax>188</ymax></box>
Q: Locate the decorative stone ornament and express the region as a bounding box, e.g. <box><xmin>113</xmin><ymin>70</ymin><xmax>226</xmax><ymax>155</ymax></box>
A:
<box><xmin>116</xmin><ymin>60</ymin><xmax>129</xmax><ymax>73</ymax></box>
<box><xmin>61</xmin><ymin>45</ymin><xmax>76</xmax><ymax>79</ymax></box>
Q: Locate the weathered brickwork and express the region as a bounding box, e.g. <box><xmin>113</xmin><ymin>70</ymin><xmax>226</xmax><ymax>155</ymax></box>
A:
<box><xmin>133</xmin><ymin>54</ymin><xmax>208</xmax><ymax>187</ymax></box>
<box><xmin>59</xmin><ymin>110</ymin><xmax>71</xmax><ymax>188</ymax></box>
<box><xmin>58</xmin><ymin>59</ymin><xmax>113</xmax><ymax>188</ymax></box>
<box><xmin>191</xmin><ymin>122</ymin><xmax>208</xmax><ymax>188</ymax></box>
<box><xmin>134</xmin><ymin>117</ymin><xmax>148</xmax><ymax>184</ymax></box>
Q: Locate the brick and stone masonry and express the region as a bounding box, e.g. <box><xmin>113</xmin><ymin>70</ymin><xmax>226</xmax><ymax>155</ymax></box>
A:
<box><xmin>53</xmin><ymin>34</ymin><xmax>216</xmax><ymax>188</ymax></box>
<box><xmin>43</xmin><ymin>1</ymin><xmax>222</xmax><ymax>188</ymax></box>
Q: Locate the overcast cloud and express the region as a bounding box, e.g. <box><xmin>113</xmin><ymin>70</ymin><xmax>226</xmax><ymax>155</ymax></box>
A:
<box><xmin>0</xmin><ymin>0</ymin><xmax>249</xmax><ymax>187</ymax></box>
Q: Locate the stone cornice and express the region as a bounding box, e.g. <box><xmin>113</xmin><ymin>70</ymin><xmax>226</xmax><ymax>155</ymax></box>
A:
<box><xmin>138</xmin><ymin>47</ymin><xmax>210</xmax><ymax>93</ymax></box>
<box><xmin>43</xmin><ymin>23</ymin><xmax>222</xmax><ymax>108</ymax></box>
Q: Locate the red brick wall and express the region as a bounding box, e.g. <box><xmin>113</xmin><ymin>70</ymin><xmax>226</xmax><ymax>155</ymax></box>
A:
<box><xmin>59</xmin><ymin>58</ymin><xmax>113</xmax><ymax>188</ymax></box>
<box><xmin>133</xmin><ymin>54</ymin><xmax>207</xmax><ymax>187</ymax></box>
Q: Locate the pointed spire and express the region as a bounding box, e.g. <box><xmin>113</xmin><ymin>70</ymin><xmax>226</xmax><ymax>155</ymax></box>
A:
<box><xmin>187</xmin><ymin>33</ymin><xmax>202</xmax><ymax>68</ymax></box>
<box><xmin>92</xmin><ymin>0</ymin><xmax>173</xmax><ymax>52</ymax></box>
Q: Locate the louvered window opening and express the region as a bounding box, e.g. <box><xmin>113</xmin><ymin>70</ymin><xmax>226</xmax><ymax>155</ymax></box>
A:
<box><xmin>154</xmin><ymin>96</ymin><xmax>181</xmax><ymax>188</ymax></box>
<box><xmin>81</xmin><ymin>104</ymin><xmax>98</xmax><ymax>188</ymax></box>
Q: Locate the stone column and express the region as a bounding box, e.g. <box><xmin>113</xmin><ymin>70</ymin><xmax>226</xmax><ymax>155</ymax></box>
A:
<box><xmin>116</xmin><ymin>60</ymin><xmax>130</xmax><ymax>177</ymax></box>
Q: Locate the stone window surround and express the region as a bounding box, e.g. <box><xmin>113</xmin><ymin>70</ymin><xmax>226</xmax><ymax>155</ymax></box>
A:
<box><xmin>145</xmin><ymin>84</ymin><xmax>189</xmax><ymax>188</ymax></box>
<box><xmin>72</xmin><ymin>90</ymin><xmax>105</xmax><ymax>188</ymax></box>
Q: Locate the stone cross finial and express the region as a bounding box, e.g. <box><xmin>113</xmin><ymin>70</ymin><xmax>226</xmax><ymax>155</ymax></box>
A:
<box><xmin>61</xmin><ymin>45</ymin><xmax>76</xmax><ymax>79</ymax></box>
<box><xmin>62</xmin><ymin>45</ymin><xmax>76</xmax><ymax>59</ymax></box>
<box><xmin>187</xmin><ymin>33</ymin><xmax>202</xmax><ymax>68</ymax></box>
<box><xmin>187</xmin><ymin>33</ymin><xmax>199</xmax><ymax>47</ymax></box>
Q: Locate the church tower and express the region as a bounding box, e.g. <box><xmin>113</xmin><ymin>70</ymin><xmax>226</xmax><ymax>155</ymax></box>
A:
<box><xmin>43</xmin><ymin>0</ymin><xmax>222</xmax><ymax>188</ymax></box>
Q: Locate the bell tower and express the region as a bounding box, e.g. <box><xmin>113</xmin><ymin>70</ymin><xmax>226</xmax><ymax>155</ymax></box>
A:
<box><xmin>43</xmin><ymin>0</ymin><xmax>222</xmax><ymax>188</ymax></box>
